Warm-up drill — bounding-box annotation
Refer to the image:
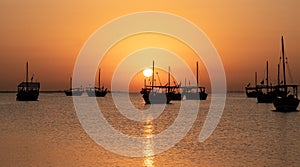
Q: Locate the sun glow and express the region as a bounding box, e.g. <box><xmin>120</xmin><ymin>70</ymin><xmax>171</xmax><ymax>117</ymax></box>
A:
<box><xmin>143</xmin><ymin>68</ymin><xmax>153</xmax><ymax>77</ymax></box>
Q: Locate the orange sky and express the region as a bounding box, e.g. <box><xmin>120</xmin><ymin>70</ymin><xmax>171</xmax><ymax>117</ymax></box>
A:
<box><xmin>0</xmin><ymin>0</ymin><xmax>299</xmax><ymax>91</ymax></box>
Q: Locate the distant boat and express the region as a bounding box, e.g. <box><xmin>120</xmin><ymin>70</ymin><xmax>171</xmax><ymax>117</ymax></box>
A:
<box><xmin>273</xmin><ymin>36</ymin><xmax>299</xmax><ymax>111</ymax></box>
<box><xmin>16</xmin><ymin>62</ymin><xmax>40</xmax><ymax>101</ymax></box>
<box><xmin>181</xmin><ymin>61</ymin><xmax>208</xmax><ymax>100</ymax></box>
<box><xmin>64</xmin><ymin>77</ymin><xmax>83</xmax><ymax>96</ymax></box>
<box><xmin>256</xmin><ymin>61</ymin><xmax>276</xmax><ymax>103</ymax></box>
<box><xmin>86</xmin><ymin>69</ymin><xmax>108</xmax><ymax>97</ymax></box>
<box><xmin>166</xmin><ymin>66</ymin><xmax>182</xmax><ymax>101</ymax></box>
<box><xmin>140</xmin><ymin>61</ymin><xmax>173</xmax><ymax>104</ymax></box>
<box><xmin>245</xmin><ymin>72</ymin><xmax>259</xmax><ymax>98</ymax></box>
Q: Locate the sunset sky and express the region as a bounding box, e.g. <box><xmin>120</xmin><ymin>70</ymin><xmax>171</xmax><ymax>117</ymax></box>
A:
<box><xmin>0</xmin><ymin>0</ymin><xmax>299</xmax><ymax>92</ymax></box>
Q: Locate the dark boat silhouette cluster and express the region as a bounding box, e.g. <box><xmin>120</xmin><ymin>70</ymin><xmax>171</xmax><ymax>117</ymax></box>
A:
<box><xmin>16</xmin><ymin>36</ymin><xmax>298</xmax><ymax>112</ymax></box>
<box><xmin>245</xmin><ymin>36</ymin><xmax>299</xmax><ymax>112</ymax></box>
<box><xmin>140</xmin><ymin>61</ymin><xmax>208</xmax><ymax>104</ymax></box>
<box><xmin>16</xmin><ymin>63</ymin><xmax>108</xmax><ymax>100</ymax></box>
<box><xmin>140</xmin><ymin>61</ymin><xmax>173</xmax><ymax>104</ymax></box>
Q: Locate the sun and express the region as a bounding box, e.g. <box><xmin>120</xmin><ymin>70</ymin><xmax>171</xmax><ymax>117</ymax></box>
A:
<box><xmin>143</xmin><ymin>68</ymin><xmax>153</xmax><ymax>77</ymax></box>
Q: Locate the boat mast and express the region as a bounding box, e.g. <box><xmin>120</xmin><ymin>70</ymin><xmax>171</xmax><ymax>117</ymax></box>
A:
<box><xmin>196</xmin><ymin>61</ymin><xmax>199</xmax><ymax>86</ymax></box>
<box><xmin>277</xmin><ymin>64</ymin><xmax>280</xmax><ymax>85</ymax></box>
<box><xmin>26</xmin><ymin>62</ymin><xmax>28</xmax><ymax>83</ymax></box>
<box><xmin>70</xmin><ymin>77</ymin><xmax>72</xmax><ymax>89</ymax></box>
<box><xmin>26</xmin><ymin>62</ymin><xmax>28</xmax><ymax>90</ymax></box>
<box><xmin>168</xmin><ymin>66</ymin><xmax>170</xmax><ymax>93</ymax></box>
<box><xmin>152</xmin><ymin>60</ymin><xmax>154</xmax><ymax>90</ymax></box>
<box><xmin>266</xmin><ymin>61</ymin><xmax>269</xmax><ymax>91</ymax></box>
<box><xmin>196</xmin><ymin>61</ymin><xmax>199</xmax><ymax>93</ymax></box>
<box><xmin>281</xmin><ymin>36</ymin><xmax>287</xmax><ymax>93</ymax></box>
<box><xmin>98</xmin><ymin>68</ymin><xmax>101</xmax><ymax>89</ymax></box>
<box><xmin>255</xmin><ymin>72</ymin><xmax>257</xmax><ymax>86</ymax></box>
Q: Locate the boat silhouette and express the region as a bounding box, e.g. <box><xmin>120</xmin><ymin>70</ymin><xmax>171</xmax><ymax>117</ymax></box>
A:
<box><xmin>166</xmin><ymin>66</ymin><xmax>182</xmax><ymax>101</ymax></box>
<box><xmin>256</xmin><ymin>61</ymin><xmax>277</xmax><ymax>103</ymax></box>
<box><xmin>64</xmin><ymin>77</ymin><xmax>83</xmax><ymax>96</ymax></box>
<box><xmin>245</xmin><ymin>72</ymin><xmax>259</xmax><ymax>98</ymax></box>
<box><xmin>273</xmin><ymin>36</ymin><xmax>299</xmax><ymax>111</ymax></box>
<box><xmin>140</xmin><ymin>61</ymin><xmax>173</xmax><ymax>104</ymax></box>
<box><xmin>86</xmin><ymin>69</ymin><xmax>108</xmax><ymax>97</ymax></box>
<box><xmin>16</xmin><ymin>62</ymin><xmax>40</xmax><ymax>101</ymax></box>
<box><xmin>181</xmin><ymin>61</ymin><xmax>208</xmax><ymax>100</ymax></box>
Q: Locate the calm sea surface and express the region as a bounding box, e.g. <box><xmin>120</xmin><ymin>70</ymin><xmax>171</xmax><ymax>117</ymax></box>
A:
<box><xmin>0</xmin><ymin>92</ymin><xmax>299</xmax><ymax>166</ymax></box>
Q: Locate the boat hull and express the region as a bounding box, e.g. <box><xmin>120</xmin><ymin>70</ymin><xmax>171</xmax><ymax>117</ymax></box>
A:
<box><xmin>257</xmin><ymin>92</ymin><xmax>274</xmax><ymax>103</ymax></box>
<box><xmin>86</xmin><ymin>90</ymin><xmax>108</xmax><ymax>97</ymax></box>
<box><xmin>64</xmin><ymin>90</ymin><xmax>83</xmax><ymax>96</ymax></box>
<box><xmin>16</xmin><ymin>91</ymin><xmax>39</xmax><ymax>101</ymax></box>
<box><xmin>183</xmin><ymin>92</ymin><xmax>208</xmax><ymax>100</ymax></box>
<box><xmin>245</xmin><ymin>86</ymin><xmax>259</xmax><ymax>98</ymax></box>
<box><xmin>246</xmin><ymin>91</ymin><xmax>258</xmax><ymax>98</ymax></box>
<box><xmin>273</xmin><ymin>96</ymin><xmax>299</xmax><ymax>112</ymax></box>
<box><xmin>171</xmin><ymin>93</ymin><xmax>182</xmax><ymax>101</ymax></box>
<box><xmin>141</xmin><ymin>92</ymin><xmax>173</xmax><ymax>104</ymax></box>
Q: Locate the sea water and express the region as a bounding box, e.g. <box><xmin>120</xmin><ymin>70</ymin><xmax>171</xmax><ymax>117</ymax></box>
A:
<box><xmin>0</xmin><ymin>92</ymin><xmax>299</xmax><ymax>166</ymax></box>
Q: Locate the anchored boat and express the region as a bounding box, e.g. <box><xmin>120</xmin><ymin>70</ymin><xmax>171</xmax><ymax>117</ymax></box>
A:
<box><xmin>86</xmin><ymin>69</ymin><xmax>108</xmax><ymax>97</ymax></box>
<box><xmin>140</xmin><ymin>61</ymin><xmax>173</xmax><ymax>104</ymax></box>
<box><xmin>256</xmin><ymin>61</ymin><xmax>277</xmax><ymax>103</ymax></box>
<box><xmin>273</xmin><ymin>36</ymin><xmax>299</xmax><ymax>111</ymax></box>
<box><xmin>181</xmin><ymin>61</ymin><xmax>208</xmax><ymax>100</ymax></box>
<box><xmin>64</xmin><ymin>77</ymin><xmax>83</xmax><ymax>96</ymax></box>
<box><xmin>16</xmin><ymin>62</ymin><xmax>40</xmax><ymax>101</ymax></box>
<box><xmin>245</xmin><ymin>72</ymin><xmax>259</xmax><ymax>98</ymax></box>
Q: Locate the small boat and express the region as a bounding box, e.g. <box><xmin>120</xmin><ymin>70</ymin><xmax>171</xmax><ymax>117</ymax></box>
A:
<box><xmin>246</xmin><ymin>87</ymin><xmax>259</xmax><ymax>98</ymax></box>
<box><xmin>245</xmin><ymin>72</ymin><xmax>259</xmax><ymax>98</ymax></box>
<box><xmin>64</xmin><ymin>88</ymin><xmax>84</xmax><ymax>96</ymax></box>
<box><xmin>273</xmin><ymin>85</ymin><xmax>299</xmax><ymax>111</ymax></box>
<box><xmin>64</xmin><ymin>77</ymin><xmax>83</xmax><ymax>96</ymax></box>
<box><xmin>167</xmin><ymin>66</ymin><xmax>182</xmax><ymax>101</ymax></box>
<box><xmin>257</xmin><ymin>62</ymin><xmax>287</xmax><ymax>103</ymax></box>
<box><xmin>257</xmin><ymin>61</ymin><xmax>276</xmax><ymax>103</ymax></box>
<box><xmin>140</xmin><ymin>61</ymin><xmax>173</xmax><ymax>104</ymax></box>
<box><xmin>86</xmin><ymin>69</ymin><xmax>108</xmax><ymax>97</ymax></box>
<box><xmin>16</xmin><ymin>62</ymin><xmax>40</xmax><ymax>101</ymax></box>
<box><xmin>273</xmin><ymin>36</ymin><xmax>299</xmax><ymax>111</ymax></box>
<box><xmin>181</xmin><ymin>61</ymin><xmax>208</xmax><ymax>100</ymax></box>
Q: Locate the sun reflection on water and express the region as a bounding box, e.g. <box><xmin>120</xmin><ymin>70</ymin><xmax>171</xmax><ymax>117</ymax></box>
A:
<box><xmin>143</xmin><ymin>118</ymin><xmax>155</xmax><ymax>167</ymax></box>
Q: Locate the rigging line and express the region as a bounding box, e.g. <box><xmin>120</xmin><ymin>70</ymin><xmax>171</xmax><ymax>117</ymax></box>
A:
<box><xmin>268</xmin><ymin>72</ymin><xmax>273</xmax><ymax>86</ymax></box>
<box><xmin>278</xmin><ymin>52</ymin><xmax>282</xmax><ymax>84</ymax></box>
<box><xmin>169</xmin><ymin>67</ymin><xmax>178</xmax><ymax>86</ymax></box>
<box><xmin>156</xmin><ymin>72</ymin><xmax>162</xmax><ymax>86</ymax></box>
<box><xmin>286</xmin><ymin>57</ymin><xmax>294</xmax><ymax>83</ymax></box>
<box><xmin>171</xmin><ymin>74</ymin><xmax>178</xmax><ymax>86</ymax></box>
<box><xmin>260</xmin><ymin>62</ymin><xmax>266</xmax><ymax>85</ymax></box>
